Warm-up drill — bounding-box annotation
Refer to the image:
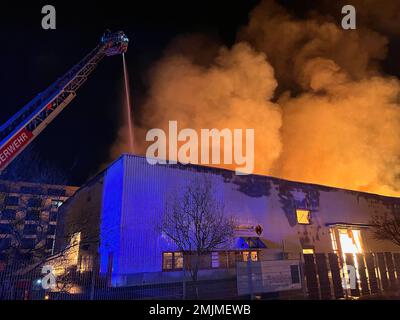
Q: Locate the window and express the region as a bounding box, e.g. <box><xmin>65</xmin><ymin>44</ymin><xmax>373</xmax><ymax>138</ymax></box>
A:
<box><xmin>48</xmin><ymin>189</ymin><xmax>66</xmax><ymax>197</ymax></box>
<box><xmin>0</xmin><ymin>224</ymin><xmax>12</xmax><ymax>234</ymax></box>
<box><xmin>4</xmin><ymin>196</ymin><xmax>19</xmax><ymax>206</ymax></box>
<box><xmin>1</xmin><ymin>209</ymin><xmax>16</xmax><ymax>220</ymax></box>
<box><xmin>162</xmin><ymin>252</ymin><xmax>183</xmax><ymax>271</ymax></box>
<box><xmin>49</xmin><ymin>212</ymin><xmax>58</xmax><ymax>222</ymax></box>
<box><xmin>0</xmin><ymin>237</ymin><xmax>11</xmax><ymax>249</ymax></box>
<box><xmin>174</xmin><ymin>252</ymin><xmax>183</xmax><ymax>269</ymax></box>
<box><xmin>47</xmin><ymin>225</ymin><xmax>56</xmax><ymax>235</ymax></box>
<box><xmin>20</xmin><ymin>186</ymin><xmax>42</xmax><ymax>195</ymax></box>
<box><xmin>296</xmin><ymin>209</ymin><xmax>311</xmax><ymax>224</ymax></box>
<box><xmin>302</xmin><ymin>248</ymin><xmax>314</xmax><ymax>255</ymax></box>
<box><xmin>25</xmin><ymin>210</ymin><xmax>40</xmax><ymax>221</ymax></box>
<box><xmin>211</xmin><ymin>252</ymin><xmax>220</xmax><ymax>268</ymax></box>
<box><xmin>21</xmin><ymin>238</ymin><xmax>36</xmax><ymax>249</ymax></box>
<box><xmin>28</xmin><ymin>198</ymin><xmax>42</xmax><ymax>208</ymax></box>
<box><xmin>23</xmin><ymin>224</ymin><xmax>37</xmax><ymax>235</ymax></box>
<box><xmin>162</xmin><ymin>252</ymin><xmax>173</xmax><ymax>270</ymax></box>
<box><xmin>242</xmin><ymin>251</ymin><xmax>258</xmax><ymax>262</ymax></box>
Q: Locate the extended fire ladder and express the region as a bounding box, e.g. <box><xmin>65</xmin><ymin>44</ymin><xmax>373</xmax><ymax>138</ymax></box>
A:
<box><xmin>0</xmin><ymin>31</ymin><xmax>129</xmax><ymax>172</ymax></box>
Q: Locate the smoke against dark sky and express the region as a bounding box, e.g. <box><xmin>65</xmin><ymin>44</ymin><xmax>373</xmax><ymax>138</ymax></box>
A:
<box><xmin>1</xmin><ymin>0</ymin><xmax>400</xmax><ymax>196</ymax></box>
<box><xmin>112</xmin><ymin>0</ymin><xmax>400</xmax><ymax>196</ymax></box>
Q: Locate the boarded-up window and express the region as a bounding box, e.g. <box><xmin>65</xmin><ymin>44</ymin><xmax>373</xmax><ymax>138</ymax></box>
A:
<box><xmin>296</xmin><ymin>209</ymin><xmax>311</xmax><ymax>224</ymax></box>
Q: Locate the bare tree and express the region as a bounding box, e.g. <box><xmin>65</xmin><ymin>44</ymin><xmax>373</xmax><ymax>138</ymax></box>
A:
<box><xmin>371</xmin><ymin>212</ymin><xmax>400</xmax><ymax>247</ymax></box>
<box><xmin>160</xmin><ymin>176</ymin><xmax>236</xmax><ymax>282</ymax></box>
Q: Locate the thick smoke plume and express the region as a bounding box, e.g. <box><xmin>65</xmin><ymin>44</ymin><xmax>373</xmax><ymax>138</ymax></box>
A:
<box><xmin>113</xmin><ymin>0</ymin><xmax>400</xmax><ymax>196</ymax></box>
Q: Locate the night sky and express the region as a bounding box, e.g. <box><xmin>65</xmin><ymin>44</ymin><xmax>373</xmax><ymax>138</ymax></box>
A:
<box><xmin>1</xmin><ymin>1</ymin><xmax>399</xmax><ymax>186</ymax></box>
<box><xmin>0</xmin><ymin>0</ymin><xmax>260</xmax><ymax>185</ymax></box>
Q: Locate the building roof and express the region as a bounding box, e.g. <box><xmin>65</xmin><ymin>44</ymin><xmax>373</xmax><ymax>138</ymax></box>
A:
<box><xmin>0</xmin><ymin>179</ymin><xmax>78</xmax><ymax>197</ymax></box>
<box><xmin>69</xmin><ymin>153</ymin><xmax>400</xmax><ymax>205</ymax></box>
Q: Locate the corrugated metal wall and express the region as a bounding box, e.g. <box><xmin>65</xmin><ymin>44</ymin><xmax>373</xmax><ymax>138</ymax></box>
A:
<box><xmin>99</xmin><ymin>155</ymin><xmax>400</xmax><ymax>285</ymax></box>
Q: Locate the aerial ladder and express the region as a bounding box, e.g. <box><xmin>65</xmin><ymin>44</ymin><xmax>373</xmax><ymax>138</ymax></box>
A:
<box><xmin>0</xmin><ymin>31</ymin><xmax>129</xmax><ymax>172</ymax></box>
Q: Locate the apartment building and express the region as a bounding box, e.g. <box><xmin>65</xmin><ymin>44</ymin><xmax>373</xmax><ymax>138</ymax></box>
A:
<box><xmin>0</xmin><ymin>180</ymin><xmax>77</xmax><ymax>268</ymax></box>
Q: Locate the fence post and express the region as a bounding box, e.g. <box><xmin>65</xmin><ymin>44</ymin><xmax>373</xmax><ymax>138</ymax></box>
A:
<box><xmin>182</xmin><ymin>265</ymin><xmax>187</xmax><ymax>299</ymax></box>
<box><xmin>246</xmin><ymin>254</ymin><xmax>254</xmax><ymax>300</ymax></box>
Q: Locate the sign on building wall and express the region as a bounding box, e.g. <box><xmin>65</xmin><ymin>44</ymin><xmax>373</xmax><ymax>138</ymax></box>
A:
<box><xmin>237</xmin><ymin>259</ymin><xmax>302</xmax><ymax>296</ymax></box>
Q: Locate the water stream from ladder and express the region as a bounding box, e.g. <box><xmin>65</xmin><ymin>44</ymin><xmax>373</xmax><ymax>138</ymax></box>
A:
<box><xmin>122</xmin><ymin>53</ymin><xmax>135</xmax><ymax>154</ymax></box>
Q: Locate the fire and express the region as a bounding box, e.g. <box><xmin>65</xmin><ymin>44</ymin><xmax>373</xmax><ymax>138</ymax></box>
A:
<box><xmin>111</xmin><ymin>0</ymin><xmax>400</xmax><ymax>197</ymax></box>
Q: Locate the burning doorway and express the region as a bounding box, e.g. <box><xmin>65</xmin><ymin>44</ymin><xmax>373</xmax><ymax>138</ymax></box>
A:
<box><xmin>330</xmin><ymin>226</ymin><xmax>366</xmax><ymax>296</ymax></box>
<box><xmin>329</xmin><ymin>225</ymin><xmax>365</xmax><ymax>256</ymax></box>
<box><xmin>337</xmin><ymin>229</ymin><xmax>363</xmax><ymax>255</ymax></box>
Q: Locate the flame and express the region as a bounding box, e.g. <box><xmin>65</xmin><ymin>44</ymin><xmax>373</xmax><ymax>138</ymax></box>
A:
<box><xmin>111</xmin><ymin>0</ymin><xmax>400</xmax><ymax>197</ymax></box>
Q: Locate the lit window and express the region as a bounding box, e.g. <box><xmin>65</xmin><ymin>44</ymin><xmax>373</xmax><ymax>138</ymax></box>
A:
<box><xmin>163</xmin><ymin>252</ymin><xmax>173</xmax><ymax>270</ymax></box>
<box><xmin>242</xmin><ymin>251</ymin><xmax>258</xmax><ymax>262</ymax></box>
<box><xmin>302</xmin><ymin>248</ymin><xmax>314</xmax><ymax>255</ymax></box>
<box><xmin>162</xmin><ymin>252</ymin><xmax>183</xmax><ymax>271</ymax></box>
<box><xmin>296</xmin><ymin>209</ymin><xmax>311</xmax><ymax>224</ymax></box>
<box><xmin>251</xmin><ymin>251</ymin><xmax>258</xmax><ymax>261</ymax></box>
<box><xmin>211</xmin><ymin>252</ymin><xmax>220</xmax><ymax>268</ymax></box>
<box><xmin>174</xmin><ymin>252</ymin><xmax>183</xmax><ymax>269</ymax></box>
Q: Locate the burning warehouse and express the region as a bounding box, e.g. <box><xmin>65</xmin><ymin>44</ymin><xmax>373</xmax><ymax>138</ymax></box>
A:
<box><xmin>54</xmin><ymin>154</ymin><xmax>400</xmax><ymax>298</ymax></box>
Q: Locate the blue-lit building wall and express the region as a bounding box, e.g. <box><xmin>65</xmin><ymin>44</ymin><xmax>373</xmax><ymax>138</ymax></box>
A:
<box><xmin>99</xmin><ymin>155</ymin><xmax>124</xmax><ymax>280</ymax></box>
<box><xmin>58</xmin><ymin>154</ymin><xmax>400</xmax><ymax>286</ymax></box>
<box><xmin>99</xmin><ymin>155</ymin><xmax>232</xmax><ymax>285</ymax></box>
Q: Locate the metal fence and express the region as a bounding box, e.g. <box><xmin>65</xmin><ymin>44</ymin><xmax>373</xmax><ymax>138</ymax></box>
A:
<box><xmin>1</xmin><ymin>251</ymin><xmax>400</xmax><ymax>300</ymax></box>
<box><xmin>302</xmin><ymin>252</ymin><xmax>400</xmax><ymax>299</ymax></box>
<box><xmin>0</xmin><ymin>255</ymin><xmax>244</xmax><ymax>300</ymax></box>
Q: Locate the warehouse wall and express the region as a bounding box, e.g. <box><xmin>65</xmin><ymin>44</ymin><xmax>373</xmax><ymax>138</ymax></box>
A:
<box><xmin>57</xmin><ymin>154</ymin><xmax>400</xmax><ymax>286</ymax></box>
<box><xmin>115</xmin><ymin>156</ymin><xmax>400</xmax><ymax>275</ymax></box>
